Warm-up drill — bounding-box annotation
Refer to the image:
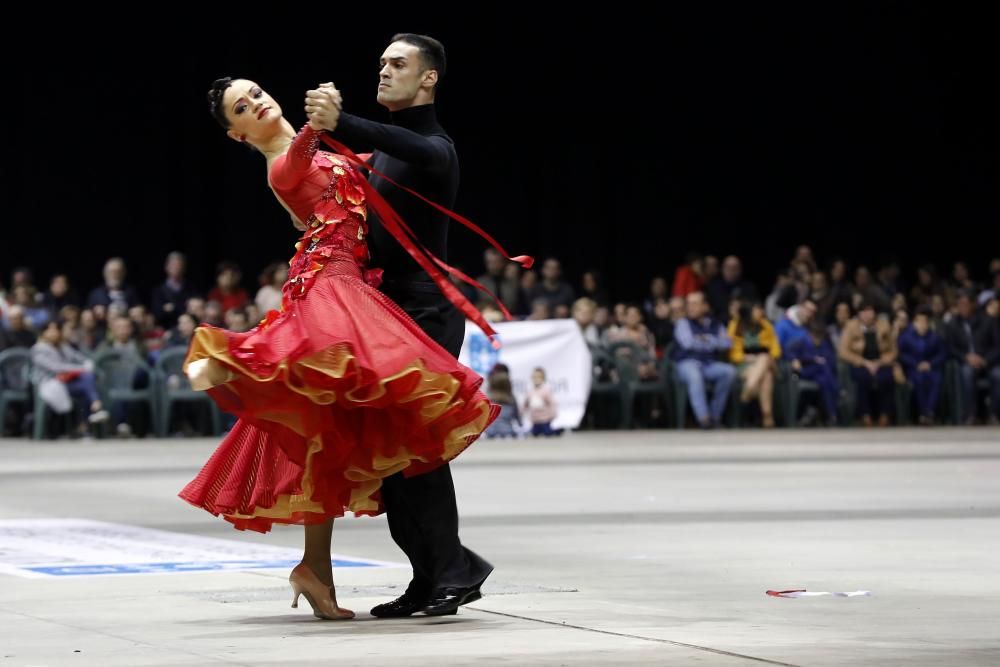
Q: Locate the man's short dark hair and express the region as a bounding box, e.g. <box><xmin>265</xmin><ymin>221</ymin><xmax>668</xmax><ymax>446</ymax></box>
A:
<box><xmin>391</xmin><ymin>33</ymin><xmax>446</xmax><ymax>84</ymax></box>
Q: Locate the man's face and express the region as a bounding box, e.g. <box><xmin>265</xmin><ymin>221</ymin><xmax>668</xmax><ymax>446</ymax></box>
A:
<box><xmin>484</xmin><ymin>251</ymin><xmax>504</xmax><ymax>275</ymax></box>
<box><xmin>377</xmin><ymin>41</ymin><xmax>433</xmax><ymax>111</ymax></box>
<box><xmin>722</xmin><ymin>257</ymin><xmax>741</xmax><ymax>282</ymax></box>
<box><xmin>542</xmin><ymin>260</ymin><xmax>561</xmax><ymax>282</ymax></box>
<box><xmin>686</xmin><ymin>293</ymin><xmax>708</xmax><ymax>319</ymax></box>
<box><xmin>957</xmin><ymin>297</ymin><xmax>973</xmax><ymax>319</ymax></box>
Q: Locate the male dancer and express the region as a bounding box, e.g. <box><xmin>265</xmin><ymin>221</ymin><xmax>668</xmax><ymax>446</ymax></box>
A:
<box><xmin>306</xmin><ymin>33</ymin><xmax>492</xmax><ymax>617</ymax></box>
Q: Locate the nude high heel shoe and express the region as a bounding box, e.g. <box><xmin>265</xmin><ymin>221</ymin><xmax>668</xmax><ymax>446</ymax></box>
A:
<box><xmin>289</xmin><ymin>563</ymin><xmax>354</xmax><ymax>620</ymax></box>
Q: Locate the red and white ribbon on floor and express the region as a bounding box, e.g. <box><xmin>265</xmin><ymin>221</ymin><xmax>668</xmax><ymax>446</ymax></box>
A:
<box><xmin>767</xmin><ymin>589</ymin><xmax>872</xmax><ymax>598</ymax></box>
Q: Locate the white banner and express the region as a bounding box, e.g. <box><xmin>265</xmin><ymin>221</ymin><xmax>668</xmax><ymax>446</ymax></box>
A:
<box><xmin>459</xmin><ymin>319</ymin><xmax>592</xmax><ymax>430</ymax></box>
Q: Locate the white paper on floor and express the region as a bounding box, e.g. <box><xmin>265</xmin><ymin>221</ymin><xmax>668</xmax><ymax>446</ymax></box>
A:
<box><xmin>767</xmin><ymin>589</ymin><xmax>872</xmax><ymax>598</ymax></box>
<box><xmin>0</xmin><ymin>518</ymin><xmax>403</xmax><ymax>578</ymax></box>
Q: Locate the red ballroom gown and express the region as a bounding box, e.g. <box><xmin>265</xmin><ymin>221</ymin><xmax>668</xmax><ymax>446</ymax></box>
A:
<box><xmin>178</xmin><ymin>126</ymin><xmax>499</xmax><ymax>532</ymax></box>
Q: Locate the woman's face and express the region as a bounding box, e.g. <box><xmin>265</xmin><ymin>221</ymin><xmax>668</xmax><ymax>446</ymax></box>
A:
<box><xmin>178</xmin><ymin>314</ymin><xmax>196</xmax><ymax>337</ymax></box>
<box><xmin>835</xmin><ymin>302</ymin><xmax>851</xmax><ymax>325</ymax></box>
<box><xmin>41</xmin><ymin>323</ymin><xmax>61</xmax><ymax>345</ymax></box>
<box><xmin>751</xmin><ymin>304</ymin><xmax>766</xmax><ymax>324</ymax></box>
<box><xmin>222</xmin><ymin>79</ymin><xmax>284</xmax><ymax>145</ymax></box>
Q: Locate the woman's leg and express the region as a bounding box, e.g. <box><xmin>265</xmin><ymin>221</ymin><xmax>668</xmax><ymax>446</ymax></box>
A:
<box><xmin>758</xmin><ymin>362</ymin><xmax>775</xmax><ymax>426</ymax></box>
<box><xmin>741</xmin><ymin>355</ymin><xmax>768</xmax><ymax>402</ymax></box>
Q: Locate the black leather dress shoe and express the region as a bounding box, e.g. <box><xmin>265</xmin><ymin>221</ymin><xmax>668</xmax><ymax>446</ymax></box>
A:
<box><xmin>421</xmin><ymin>585</ymin><xmax>482</xmax><ymax>616</ymax></box>
<box><xmin>371</xmin><ymin>587</ymin><xmax>457</xmax><ymax>618</ymax></box>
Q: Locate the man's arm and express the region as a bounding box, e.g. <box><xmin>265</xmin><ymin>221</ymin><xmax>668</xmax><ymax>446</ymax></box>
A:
<box><xmin>306</xmin><ymin>86</ymin><xmax>451</xmax><ymax>171</ymax></box>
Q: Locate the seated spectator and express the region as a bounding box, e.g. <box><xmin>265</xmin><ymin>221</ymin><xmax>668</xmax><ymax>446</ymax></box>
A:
<box><xmin>527</xmin><ymin>298</ymin><xmax>551</xmax><ymax>321</ymax></box>
<box><xmin>945</xmin><ymin>291</ymin><xmax>987</xmax><ymax>424</ymax></box>
<box><xmin>810</xmin><ymin>271</ymin><xmax>835</xmax><ymax>322</ymax></box>
<box><xmin>930</xmin><ymin>293</ymin><xmax>949</xmax><ymax>332</ymax></box>
<box><xmin>572</xmin><ymin>298</ymin><xmax>600</xmax><ymax>346</ymax></box>
<box><xmin>30</xmin><ymin>320</ymin><xmax>109</xmax><ymax>437</ymax></box>
<box><xmin>703</xmin><ymin>255</ymin><xmax>720</xmax><ymax>284</ymax></box>
<box><xmin>828</xmin><ymin>301</ymin><xmax>852</xmax><ymax>351</ymax></box>
<box><xmin>97</xmin><ymin>316</ymin><xmax>147</xmax><ymax>360</ymax></box>
<box><xmin>186</xmin><ymin>296</ymin><xmax>207</xmax><ymax>324</ymax></box>
<box><xmin>10</xmin><ymin>285</ymin><xmax>50</xmax><ymax>330</ymax></box>
<box><xmin>42</xmin><ymin>274</ymin><xmax>80</xmax><ymax>315</ymax></box>
<box><xmin>255</xmin><ymin>261</ymin><xmax>288</xmax><ymax>316</ymax></box>
<box><xmin>203</xmin><ymin>300</ymin><xmax>225</xmax><ymax>328</ymax></box>
<box><xmin>853</xmin><ymin>266</ymin><xmax>891</xmax><ymax>314</ymax></box>
<box><xmin>207</xmin><ymin>261</ymin><xmax>249</xmax><ymax>315</ymax></box>
<box><xmin>910</xmin><ymin>264</ymin><xmax>944</xmax><ymax>307</ymax></box>
<box><xmin>225</xmin><ymin>307</ymin><xmax>252</xmax><ymax>333</ymax></box>
<box><xmin>839</xmin><ymin>301</ymin><xmax>898</xmax><ymax>426</ymax></box>
<box><xmin>484</xmin><ymin>369</ymin><xmax>521</xmax><ymax>438</ymax></box>
<box><xmin>593</xmin><ymin>306</ymin><xmax>612</xmax><ymax>342</ymax></box>
<box><xmin>648</xmin><ymin>298</ymin><xmax>676</xmax><ymax>352</ymax></box>
<box><xmin>77</xmin><ymin>309</ymin><xmax>104</xmax><ymax>355</ymax></box>
<box><xmin>87</xmin><ymin>257</ymin><xmax>140</xmax><ymax>312</ymax></box>
<box><xmin>976</xmin><ymin>296</ymin><xmax>1000</xmax><ymax>424</ymax></box>
<box><xmin>673</xmin><ymin>291</ymin><xmax>735</xmax><ymax>428</ymax></box>
<box><xmin>948</xmin><ymin>261</ymin><xmax>978</xmax><ymax>297</ymax></box>
<box><xmin>877</xmin><ymin>262</ymin><xmax>903</xmax><ymax>299</ymax></box>
<box><xmin>671</xmin><ymin>252</ymin><xmax>705</xmax><ymax>298</ymax></box>
<box><xmin>579</xmin><ymin>270</ymin><xmax>610</xmax><ymax>308</ymax></box>
<box><xmin>152</xmin><ymin>252</ymin><xmax>199</xmax><ymax>328</ymax></box>
<box><xmin>96</xmin><ymin>316</ymin><xmax>150</xmax><ymax>436</ymax></box>
<box><xmin>643</xmin><ymin>276</ymin><xmax>669</xmax><ymax>319</ymax></box>
<box><xmin>517</xmin><ymin>268</ymin><xmax>538</xmax><ymax>318</ymax></box>
<box><xmin>164</xmin><ymin>313</ymin><xmax>198</xmax><ymax>349</ymax></box>
<box><xmin>706</xmin><ymin>255</ymin><xmax>758</xmax><ymax>321</ymax></box>
<box><xmin>728</xmin><ymin>302</ymin><xmax>780</xmax><ymax>427</ymax></box>
<box><xmin>2</xmin><ymin>306</ymin><xmax>38</xmax><ymax>349</ymax></box>
<box><xmin>898</xmin><ymin>306</ymin><xmax>947</xmax><ymax>425</ymax></box>
<box><xmin>787</xmin><ymin>321</ymin><xmax>840</xmax><ymax>426</ymax></box>
<box><xmin>765</xmin><ymin>271</ymin><xmax>795</xmax><ymax>323</ymax></box>
<box><xmin>776</xmin><ymin>299</ymin><xmax>818</xmax><ymax>352</ymax></box>
<box><xmin>892</xmin><ymin>306</ymin><xmax>910</xmax><ymax>340</ymax></box>
<box><xmin>130</xmin><ymin>305</ymin><xmax>165</xmax><ymax>358</ymax></box>
<box><xmin>827</xmin><ymin>259</ymin><xmax>856</xmax><ymax>310</ymax></box>
<box><xmin>477</xmin><ymin>248</ymin><xmax>523</xmax><ymax>316</ymax></box>
<box><xmin>605</xmin><ymin>304</ymin><xmax>658</xmax><ymax>380</ymax></box>
<box><xmin>529</xmin><ymin>258</ymin><xmax>575</xmax><ymax>319</ymax></box>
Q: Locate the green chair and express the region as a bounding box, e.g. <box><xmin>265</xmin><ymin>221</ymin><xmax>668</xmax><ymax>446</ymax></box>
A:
<box><xmin>93</xmin><ymin>349</ymin><xmax>160</xmax><ymax>437</ymax></box>
<box><xmin>155</xmin><ymin>347</ymin><xmax>222</xmax><ymax>436</ymax></box>
<box><xmin>584</xmin><ymin>344</ymin><xmax>630</xmax><ymax>429</ymax></box>
<box><xmin>0</xmin><ymin>348</ymin><xmax>32</xmax><ymax>436</ymax></box>
<box><xmin>606</xmin><ymin>341</ymin><xmax>672</xmax><ymax>429</ymax></box>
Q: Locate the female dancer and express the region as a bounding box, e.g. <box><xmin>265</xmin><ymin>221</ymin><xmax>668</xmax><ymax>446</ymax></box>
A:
<box><xmin>181</xmin><ymin>78</ymin><xmax>503</xmax><ymax>619</ymax></box>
